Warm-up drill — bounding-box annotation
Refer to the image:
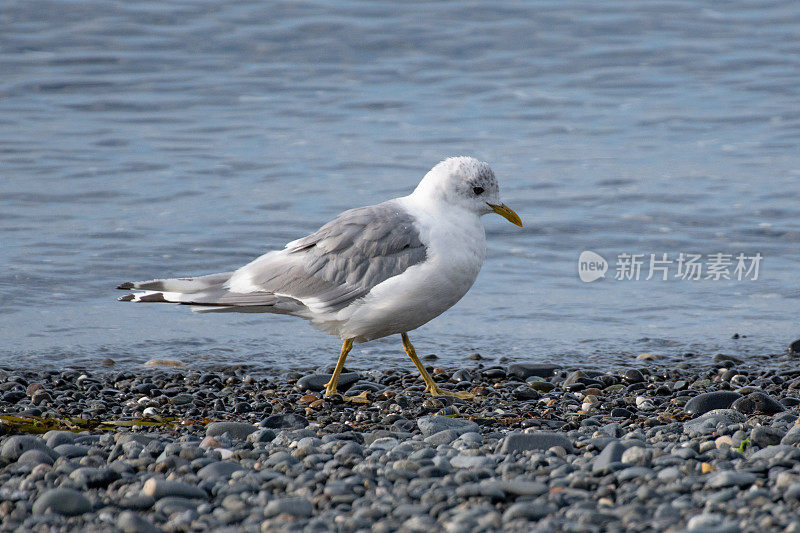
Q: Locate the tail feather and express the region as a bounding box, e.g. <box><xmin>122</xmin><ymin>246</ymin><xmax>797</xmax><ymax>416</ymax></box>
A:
<box><xmin>117</xmin><ymin>271</ymin><xmax>305</xmax><ymax>315</ymax></box>
<box><xmin>116</xmin><ymin>272</ymin><xmax>233</xmax><ymax>293</ymax></box>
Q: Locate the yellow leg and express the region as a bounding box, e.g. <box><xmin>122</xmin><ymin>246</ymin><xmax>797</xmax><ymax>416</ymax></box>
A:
<box><xmin>324</xmin><ymin>339</ymin><xmax>353</xmax><ymax>397</ymax></box>
<box><xmin>401</xmin><ymin>333</ymin><xmax>473</xmax><ymax>399</ymax></box>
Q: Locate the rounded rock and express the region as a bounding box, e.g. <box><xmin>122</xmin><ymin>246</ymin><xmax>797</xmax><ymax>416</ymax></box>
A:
<box><xmin>32</xmin><ymin>488</ymin><xmax>92</xmax><ymax>516</ymax></box>
<box><xmin>685</xmin><ymin>391</ymin><xmax>743</xmax><ymax>417</ymax></box>
<box><xmin>206</xmin><ymin>421</ymin><xmax>258</xmax><ymax>440</ymax></box>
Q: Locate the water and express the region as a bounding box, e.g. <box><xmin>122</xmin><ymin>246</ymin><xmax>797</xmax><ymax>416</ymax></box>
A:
<box><xmin>1</xmin><ymin>0</ymin><xmax>798</xmax><ymax>372</ymax></box>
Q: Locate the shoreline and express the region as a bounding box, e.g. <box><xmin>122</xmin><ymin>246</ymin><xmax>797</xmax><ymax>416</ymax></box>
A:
<box><xmin>1</xmin><ymin>352</ymin><xmax>799</xmax><ymax>531</ymax></box>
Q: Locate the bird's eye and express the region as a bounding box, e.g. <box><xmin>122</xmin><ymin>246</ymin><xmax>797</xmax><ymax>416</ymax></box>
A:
<box><xmin>472</xmin><ymin>186</ymin><xmax>484</xmax><ymax>195</ymax></box>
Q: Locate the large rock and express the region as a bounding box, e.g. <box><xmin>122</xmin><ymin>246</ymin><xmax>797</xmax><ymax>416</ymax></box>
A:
<box><xmin>684</xmin><ymin>391</ymin><xmax>742</xmax><ymax>417</ymax></box>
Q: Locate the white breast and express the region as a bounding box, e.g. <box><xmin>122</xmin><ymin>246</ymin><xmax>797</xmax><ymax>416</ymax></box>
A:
<box><xmin>331</xmin><ymin>195</ymin><xmax>486</xmax><ymax>342</ymax></box>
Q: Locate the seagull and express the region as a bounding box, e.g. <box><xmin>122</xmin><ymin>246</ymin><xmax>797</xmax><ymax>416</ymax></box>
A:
<box><xmin>117</xmin><ymin>156</ymin><xmax>522</xmax><ymax>399</ymax></box>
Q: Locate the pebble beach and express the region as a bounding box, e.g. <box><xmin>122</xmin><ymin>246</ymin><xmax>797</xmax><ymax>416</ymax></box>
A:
<box><xmin>2</xmin><ymin>349</ymin><xmax>800</xmax><ymax>532</ymax></box>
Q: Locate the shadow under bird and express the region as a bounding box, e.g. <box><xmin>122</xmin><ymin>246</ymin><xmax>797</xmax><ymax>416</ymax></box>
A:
<box><xmin>118</xmin><ymin>156</ymin><xmax>523</xmax><ymax>400</ymax></box>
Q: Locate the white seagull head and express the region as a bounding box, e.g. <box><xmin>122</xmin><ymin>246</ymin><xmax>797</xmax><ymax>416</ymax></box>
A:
<box><xmin>412</xmin><ymin>156</ymin><xmax>522</xmax><ymax>227</ymax></box>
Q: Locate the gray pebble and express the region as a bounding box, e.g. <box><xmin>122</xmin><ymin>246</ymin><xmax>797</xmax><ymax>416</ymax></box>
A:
<box><xmin>416</xmin><ymin>415</ymin><xmax>479</xmax><ymax>437</ymax></box>
<box><xmin>54</xmin><ymin>443</ymin><xmax>90</xmax><ymax>458</ymax></box>
<box><xmin>296</xmin><ymin>372</ymin><xmax>360</xmax><ymax>392</ymax></box>
<box><xmin>197</xmin><ymin>461</ymin><xmax>244</xmax><ymax>481</ymax></box>
<box><xmin>750</xmin><ymin>426</ymin><xmax>784</xmax><ymax>447</ymax></box>
<box><xmin>616</xmin><ymin>466</ymin><xmax>656</xmax><ymax>481</ymax></box>
<box><xmin>17</xmin><ymin>449</ymin><xmax>54</xmax><ymax>465</ymax></box>
<box><xmin>684</xmin><ymin>410</ymin><xmax>746</xmax><ymax>436</ymax></box>
<box><xmin>261</xmin><ymin>413</ymin><xmax>308</xmax><ymax>429</ymax></box>
<box><xmin>499</xmin><ymin>431</ymin><xmax>574</xmax><ymax>453</ymax></box>
<box><xmin>503</xmin><ymin>501</ymin><xmax>556</xmax><ymax>521</ymax></box>
<box><xmin>32</xmin><ymin>488</ymin><xmax>92</xmax><ymax>516</ymax></box>
<box><xmin>1</xmin><ymin>435</ymin><xmax>54</xmax><ymax>461</ymax></box>
<box><xmin>117</xmin><ymin>510</ymin><xmax>161</xmax><ymax>533</ymax></box>
<box><xmin>69</xmin><ymin>467</ymin><xmax>119</xmax><ymax>489</ymax></box>
<box><xmin>780</xmin><ymin>424</ymin><xmax>800</xmax><ymax>446</ymax></box>
<box><xmin>707</xmin><ymin>470</ymin><xmax>757</xmax><ymax>488</ymax></box>
<box><xmin>43</xmin><ymin>430</ymin><xmax>77</xmax><ymax>448</ymax></box>
<box><xmin>450</xmin><ymin>455</ymin><xmax>497</xmax><ymax>469</ymax></box>
<box><xmin>205</xmin><ymin>421</ymin><xmax>257</xmax><ymax>440</ymax></box>
<box><xmin>424</xmin><ymin>429</ymin><xmax>462</xmax><ymax>445</ymax></box>
<box><xmin>507</xmin><ymin>363</ymin><xmax>559</xmax><ymax>380</ymax></box>
<box><xmin>143</xmin><ymin>478</ymin><xmax>207</xmax><ymax>500</ymax></box>
<box><xmin>264</xmin><ymin>497</ymin><xmax>314</xmax><ymax>518</ymax></box>
<box><xmin>246</xmin><ymin>428</ymin><xmax>276</xmax><ymax>444</ymax></box>
<box><xmin>750</xmin><ymin>445</ymin><xmax>800</xmax><ymax>461</ymax></box>
<box><xmin>732</xmin><ymin>392</ymin><xmax>786</xmax><ymax>415</ymax></box>
<box><xmin>153</xmin><ymin>496</ymin><xmax>199</xmax><ymax>516</ymax></box>
<box><xmin>592</xmin><ymin>439</ymin><xmax>625</xmax><ymax>475</ymax></box>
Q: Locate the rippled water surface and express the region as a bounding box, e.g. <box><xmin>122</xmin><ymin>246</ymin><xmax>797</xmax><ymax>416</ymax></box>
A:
<box><xmin>1</xmin><ymin>0</ymin><xmax>798</xmax><ymax>371</ymax></box>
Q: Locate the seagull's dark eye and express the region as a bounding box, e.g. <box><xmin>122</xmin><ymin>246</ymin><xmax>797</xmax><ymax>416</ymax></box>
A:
<box><xmin>472</xmin><ymin>186</ymin><xmax>484</xmax><ymax>195</ymax></box>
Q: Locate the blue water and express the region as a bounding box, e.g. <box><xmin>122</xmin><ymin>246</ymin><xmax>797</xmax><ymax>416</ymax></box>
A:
<box><xmin>1</xmin><ymin>0</ymin><xmax>798</xmax><ymax>372</ymax></box>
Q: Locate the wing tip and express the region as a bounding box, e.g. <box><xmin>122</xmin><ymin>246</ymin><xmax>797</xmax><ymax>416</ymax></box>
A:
<box><xmin>118</xmin><ymin>293</ymin><xmax>135</xmax><ymax>302</ymax></box>
<box><xmin>117</xmin><ymin>282</ymin><xmax>134</xmax><ymax>290</ymax></box>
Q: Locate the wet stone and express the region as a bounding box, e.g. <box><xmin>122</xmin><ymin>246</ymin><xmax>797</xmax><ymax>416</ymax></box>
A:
<box><xmin>261</xmin><ymin>413</ymin><xmax>308</xmax><ymax>429</ymax></box>
<box><xmin>17</xmin><ymin>449</ymin><xmax>54</xmax><ymax>466</ymax></box>
<box><xmin>32</xmin><ymin>488</ymin><xmax>92</xmax><ymax>516</ymax></box>
<box><xmin>153</xmin><ymin>496</ymin><xmax>199</xmax><ymax>516</ymax></box>
<box><xmin>143</xmin><ymin>478</ymin><xmax>207</xmax><ymax>500</ymax></box>
<box><xmin>296</xmin><ymin>372</ymin><xmax>360</xmax><ymax>392</ymax></box>
<box><xmin>507</xmin><ymin>363</ymin><xmax>560</xmax><ymax>380</ymax></box>
<box><xmin>69</xmin><ymin>467</ymin><xmax>119</xmax><ymax>489</ymax></box>
<box><xmin>685</xmin><ymin>391</ymin><xmax>744</xmax><ymax>416</ymax></box>
<box><xmin>706</xmin><ymin>470</ymin><xmax>757</xmax><ymax>489</ymax></box>
<box><xmin>205</xmin><ymin>421</ymin><xmax>258</xmax><ymax>440</ymax></box>
<box><xmin>197</xmin><ymin>461</ymin><xmax>244</xmax><ymax>481</ymax></box>
<box><xmin>732</xmin><ymin>392</ymin><xmax>786</xmax><ymax>415</ymax></box>
<box><xmin>264</xmin><ymin>497</ymin><xmax>313</xmax><ymax>518</ymax></box>
<box><xmin>499</xmin><ymin>431</ymin><xmax>574</xmax><ymax>453</ymax></box>
<box><xmin>592</xmin><ymin>439</ymin><xmax>626</xmax><ymax>475</ymax></box>
<box><xmin>1</xmin><ymin>435</ymin><xmax>54</xmax><ymax>461</ymax></box>
<box><xmin>54</xmin><ymin>444</ymin><xmax>90</xmax><ymax>458</ymax></box>
<box><xmin>623</xmin><ymin>369</ymin><xmax>645</xmax><ymax>384</ymax></box>
<box><xmin>416</xmin><ymin>415</ymin><xmax>479</xmax><ymax>437</ymax></box>
<box><xmin>117</xmin><ymin>510</ymin><xmax>160</xmax><ymax>533</ymax></box>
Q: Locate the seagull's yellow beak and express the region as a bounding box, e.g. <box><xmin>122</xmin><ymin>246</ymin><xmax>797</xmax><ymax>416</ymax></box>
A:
<box><xmin>487</xmin><ymin>203</ymin><xmax>523</xmax><ymax>228</ymax></box>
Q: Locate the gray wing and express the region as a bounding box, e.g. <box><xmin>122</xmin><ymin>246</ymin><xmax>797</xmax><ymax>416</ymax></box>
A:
<box><xmin>228</xmin><ymin>199</ymin><xmax>427</xmax><ymax>312</ymax></box>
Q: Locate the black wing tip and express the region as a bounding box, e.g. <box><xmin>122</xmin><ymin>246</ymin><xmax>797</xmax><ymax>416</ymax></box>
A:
<box><xmin>118</xmin><ymin>293</ymin><xmax>135</xmax><ymax>302</ymax></box>
<box><xmin>117</xmin><ymin>282</ymin><xmax>134</xmax><ymax>290</ymax></box>
<box><xmin>139</xmin><ymin>292</ymin><xmax>168</xmax><ymax>303</ymax></box>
